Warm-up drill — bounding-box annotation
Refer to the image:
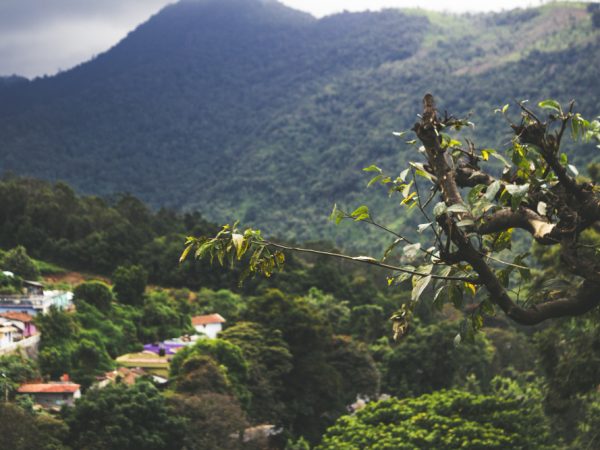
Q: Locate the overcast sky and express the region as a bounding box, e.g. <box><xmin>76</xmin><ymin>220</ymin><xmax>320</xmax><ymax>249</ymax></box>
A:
<box><xmin>0</xmin><ymin>0</ymin><xmax>555</xmax><ymax>78</ymax></box>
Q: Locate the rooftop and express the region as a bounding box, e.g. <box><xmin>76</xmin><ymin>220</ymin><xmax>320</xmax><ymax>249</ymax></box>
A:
<box><xmin>192</xmin><ymin>313</ymin><xmax>226</xmax><ymax>326</ymax></box>
<box><xmin>0</xmin><ymin>311</ymin><xmax>35</xmax><ymax>323</ymax></box>
<box><xmin>18</xmin><ymin>382</ymin><xmax>80</xmax><ymax>394</ymax></box>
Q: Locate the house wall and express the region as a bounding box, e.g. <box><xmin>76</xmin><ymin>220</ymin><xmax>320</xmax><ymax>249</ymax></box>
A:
<box><xmin>0</xmin><ymin>330</ymin><xmax>13</xmax><ymax>347</ymax></box>
<box><xmin>0</xmin><ymin>305</ymin><xmax>38</xmax><ymax>316</ymax></box>
<box><xmin>193</xmin><ymin>323</ymin><xmax>222</xmax><ymax>339</ymax></box>
<box><xmin>27</xmin><ymin>391</ymin><xmax>80</xmax><ymax>408</ymax></box>
<box><xmin>0</xmin><ymin>334</ymin><xmax>40</xmax><ymax>356</ymax></box>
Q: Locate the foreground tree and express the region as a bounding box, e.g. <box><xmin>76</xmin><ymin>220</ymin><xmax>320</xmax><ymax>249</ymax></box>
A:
<box><xmin>316</xmin><ymin>377</ymin><xmax>557</xmax><ymax>450</ymax></box>
<box><xmin>182</xmin><ymin>95</ymin><xmax>600</xmax><ymax>334</ymax></box>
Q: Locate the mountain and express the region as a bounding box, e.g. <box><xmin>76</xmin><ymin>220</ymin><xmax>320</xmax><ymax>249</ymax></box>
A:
<box><xmin>0</xmin><ymin>0</ymin><xmax>599</xmax><ymax>247</ymax></box>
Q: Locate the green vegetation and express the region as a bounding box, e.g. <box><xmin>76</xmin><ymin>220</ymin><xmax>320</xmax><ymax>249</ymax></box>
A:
<box><xmin>0</xmin><ymin>2</ymin><xmax>598</xmax><ymax>448</ymax></box>
<box><xmin>64</xmin><ymin>381</ymin><xmax>184</xmax><ymax>450</ymax></box>
<box><xmin>0</xmin><ymin>0</ymin><xmax>598</xmax><ymax>248</ymax></box>
<box><xmin>318</xmin><ymin>379</ymin><xmax>556</xmax><ymax>450</ymax></box>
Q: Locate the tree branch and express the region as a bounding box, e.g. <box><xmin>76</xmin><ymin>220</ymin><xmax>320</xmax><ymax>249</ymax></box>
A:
<box><xmin>478</xmin><ymin>207</ymin><xmax>559</xmax><ymax>244</ymax></box>
<box><xmin>256</xmin><ymin>239</ymin><xmax>477</xmax><ymax>282</ymax></box>
<box><xmin>413</xmin><ymin>94</ymin><xmax>600</xmax><ymax>325</ymax></box>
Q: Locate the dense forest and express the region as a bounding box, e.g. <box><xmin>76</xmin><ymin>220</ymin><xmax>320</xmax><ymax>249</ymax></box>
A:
<box><xmin>0</xmin><ymin>1</ymin><xmax>599</xmax><ymax>247</ymax></box>
<box><xmin>0</xmin><ymin>171</ymin><xmax>599</xmax><ymax>449</ymax></box>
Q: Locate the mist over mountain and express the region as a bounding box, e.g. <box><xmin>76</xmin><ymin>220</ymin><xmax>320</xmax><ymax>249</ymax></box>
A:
<box><xmin>1</xmin><ymin>0</ymin><xmax>599</xmax><ymax>245</ymax></box>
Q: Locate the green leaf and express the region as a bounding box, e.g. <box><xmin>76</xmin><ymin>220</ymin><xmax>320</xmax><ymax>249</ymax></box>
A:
<box><xmin>502</xmin><ymin>104</ymin><xmax>509</xmax><ymax>114</ymax></box>
<box><xmin>484</xmin><ymin>180</ymin><xmax>502</xmax><ymax>201</ymax></box>
<box><xmin>179</xmin><ymin>244</ymin><xmax>193</xmax><ymax>263</ymax></box>
<box><xmin>392</xmin><ymin>131</ymin><xmax>406</xmax><ymax>138</ymax></box>
<box><xmin>538</xmin><ymin>99</ymin><xmax>562</xmax><ymax>113</ymax></box>
<box><xmin>363</xmin><ymin>165</ymin><xmax>382</xmax><ymax>173</ymax></box>
<box><xmin>505</xmin><ymin>183</ymin><xmax>530</xmax><ymax>210</ymax></box>
<box><xmin>412</xmin><ymin>275</ymin><xmax>432</xmax><ymax>302</ymax></box>
<box><xmin>447</xmin><ymin>203</ymin><xmax>469</xmax><ymax>214</ymax></box>
<box><xmin>489</xmin><ymin>152</ymin><xmax>511</xmax><ymax>168</ymax></box>
<box><xmin>468</xmin><ymin>184</ymin><xmax>486</xmax><ymax>205</ymax></box>
<box><xmin>351</xmin><ymin>205</ymin><xmax>370</xmax><ymax>221</ymax></box>
<box><xmin>367</xmin><ymin>175</ymin><xmax>383</xmax><ymax>187</ymax></box>
<box><xmin>231</xmin><ymin>233</ymin><xmax>245</xmax><ymax>259</ymax></box>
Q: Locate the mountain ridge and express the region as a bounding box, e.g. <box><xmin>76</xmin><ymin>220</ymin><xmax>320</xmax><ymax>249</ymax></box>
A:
<box><xmin>0</xmin><ymin>0</ymin><xmax>598</xmax><ymax>247</ymax></box>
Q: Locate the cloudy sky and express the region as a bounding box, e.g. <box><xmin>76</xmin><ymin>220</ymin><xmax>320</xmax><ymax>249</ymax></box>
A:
<box><xmin>0</xmin><ymin>0</ymin><xmax>550</xmax><ymax>78</ymax></box>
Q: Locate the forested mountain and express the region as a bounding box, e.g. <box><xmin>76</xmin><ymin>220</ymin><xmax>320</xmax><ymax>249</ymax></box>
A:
<box><xmin>0</xmin><ymin>0</ymin><xmax>599</xmax><ymax>245</ymax></box>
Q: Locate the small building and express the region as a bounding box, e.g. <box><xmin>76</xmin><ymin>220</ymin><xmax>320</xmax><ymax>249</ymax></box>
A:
<box><xmin>116</xmin><ymin>351</ymin><xmax>170</xmax><ymax>378</ymax></box>
<box><xmin>95</xmin><ymin>367</ymin><xmax>168</xmax><ymax>389</ymax></box>
<box><xmin>0</xmin><ymin>311</ymin><xmax>36</xmax><ymax>337</ymax></box>
<box><xmin>0</xmin><ymin>324</ymin><xmax>17</xmax><ymax>347</ymax></box>
<box><xmin>23</xmin><ymin>280</ymin><xmax>44</xmax><ymax>296</ymax></box>
<box><xmin>17</xmin><ymin>382</ymin><xmax>81</xmax><ymax>409</ymax></box>
<box><xmin>191</xmin><ymin>313</ymin><xmax>225</xmax><ymax>339</ymax></box>
<box><xmin>0</xmin><ymin>289</ymin><xmax>73</xmax><ymax>316</ymax></box>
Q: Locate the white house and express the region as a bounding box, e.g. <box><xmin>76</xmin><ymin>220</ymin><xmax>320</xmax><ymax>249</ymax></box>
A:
<box><xmin>0</xmin><ymin>324</ymin><xmax>17</xmax><ymax>347</ymax></box>
<box><xmin>191</xmin><ymin>313</ymin><xmax>226</xmax><ymax>339</ymax></box>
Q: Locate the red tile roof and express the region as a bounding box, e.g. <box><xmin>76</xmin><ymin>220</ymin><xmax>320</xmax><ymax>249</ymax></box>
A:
<box><xmin>192</xmin><ymin>313</ymin><xmax>226</xmax><ymax>326</ymax></box>
<box><xmin>0</xmin><ymin>311</ymin><xmax>35</xmax><ymax>323</ymax></box>
<box><xmin>18</xmin><ymin>383</ymin><xmax>80</xmax><ymax>394</ymax></box>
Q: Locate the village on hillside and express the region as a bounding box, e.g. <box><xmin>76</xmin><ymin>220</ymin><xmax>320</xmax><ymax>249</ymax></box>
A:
<box><xmin>1</xmin><ymin>268</ymin><xmax>226</xmax><ymax>411</ymax></box>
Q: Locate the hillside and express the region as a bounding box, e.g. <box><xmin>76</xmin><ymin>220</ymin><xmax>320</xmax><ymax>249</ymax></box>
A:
<box><xmin>0</xmin><ymin>0</ymin><xmax>599</xmax><ymax>247</ymax></box>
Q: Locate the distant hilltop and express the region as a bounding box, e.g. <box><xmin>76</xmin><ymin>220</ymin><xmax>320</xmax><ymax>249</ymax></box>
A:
<box><xmin>0</xmin><ymin>0</ymin><xmax>598</xmax><ymax>247</ymax></box>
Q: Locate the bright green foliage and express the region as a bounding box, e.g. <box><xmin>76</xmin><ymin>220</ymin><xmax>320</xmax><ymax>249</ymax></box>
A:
<box><xmin>37</xmin><ymin>301</ymin><xmax>147</xmax><ymax>386</ymax></box>
<box><xmin>112</xmin><ymin>264</ymin><xmax>148</xmax><ymax>306</ymax></box>
<box><xmin>318</xmin><ymin>380</ymin><xmax>556</xmax><ymax>450</ymax></box>
<box><xmin>1</xmin><ymin>246</ymin><xmax>40</xmax><ymax>280</ymax></box>
<box><xmin>374</xmin><ymin>320</ymin><xmax>494</xmax><ymax>397</ymax></box>
<box><xmin>73</xmin><ymin>280</ymin><xmax>113</xmax><ymax>312</ymax></box>
<box><xmin>220</xmin><ymin>321</ymin><xmax>293</xmax><ymax>423</ymax></box>
<box><xmin>65</xmin><ymin>381</ymin><xmax>184</xmax><ymax>450</ymax></box>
